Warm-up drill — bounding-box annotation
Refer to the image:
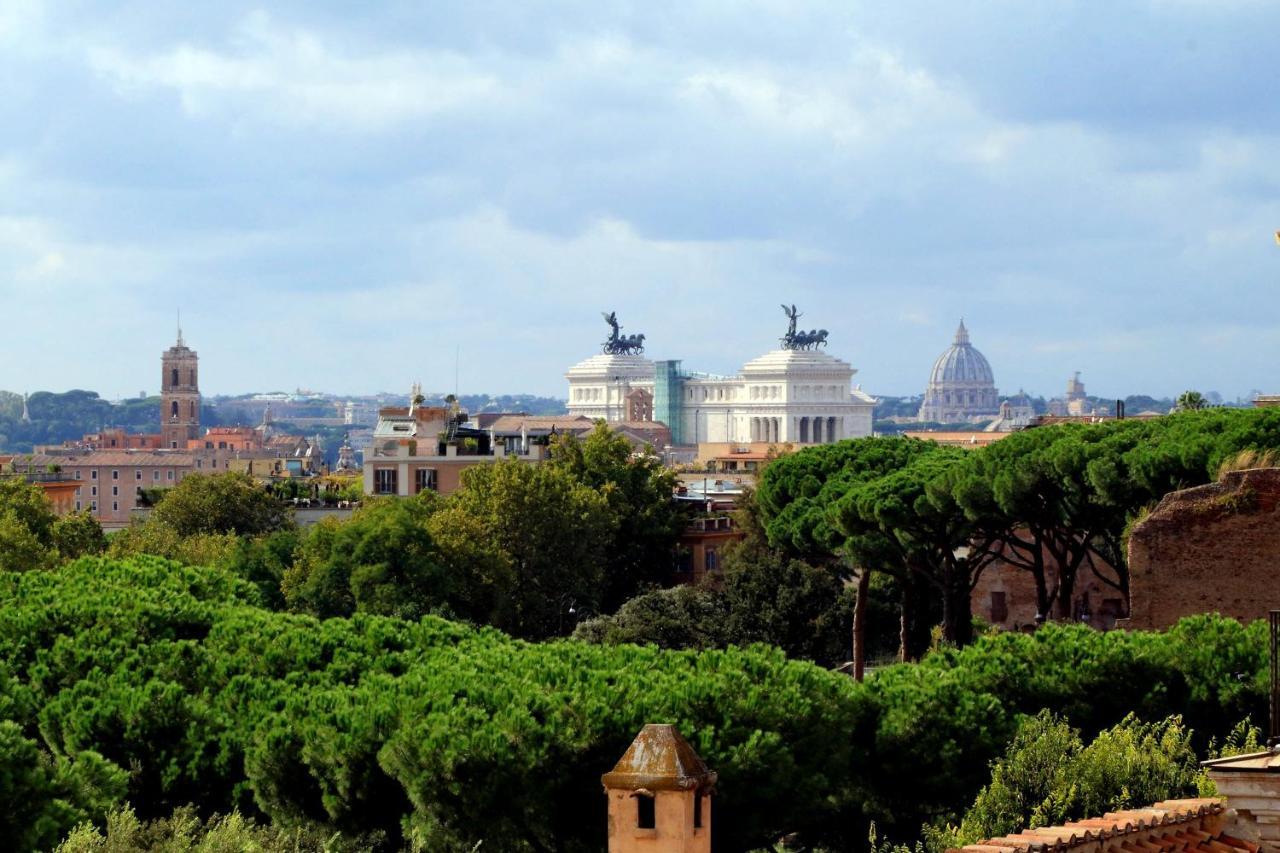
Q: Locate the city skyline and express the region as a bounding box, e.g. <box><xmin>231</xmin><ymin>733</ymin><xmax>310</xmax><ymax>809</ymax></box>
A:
<box><xmin>2</xmin><ymin>3</ymin><xmax>1278</xmax><ymax>399</ymax></box>
<box><xmin>0</xmin><ymin>317</ymin><xmax>1257</xmax><ymax>405</ymax></box>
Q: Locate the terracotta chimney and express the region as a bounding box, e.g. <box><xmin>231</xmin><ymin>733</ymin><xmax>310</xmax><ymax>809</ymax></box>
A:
<box><xmin>602</xmin><ymin>724</ymin><xmax>717</xmax><ymax>853</ymax></box>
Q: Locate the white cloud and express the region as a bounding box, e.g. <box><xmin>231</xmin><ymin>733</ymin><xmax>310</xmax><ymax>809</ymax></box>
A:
<box><xmin>0</xmin><ymin>216</ymin><xmax>149</xmax><ymax>290</ymax></box>
<box><xmin>0</xmin><ymin>0</ymin><xmax>42</xmax><ymax>46</ymax></box>
<box><xmin>0</xmin><ymin>3</ymin><xmax>1278</xmax><ymax>398</ymax></box>
<box><xmin>86</xmin><ymin>12</ymin><xmax>501</xmax><ymax>130</ymax></box>
<box><xmin>678</xmin><ymin>46</ymin><xmax>969</xmax><ymax>148</ymax></box>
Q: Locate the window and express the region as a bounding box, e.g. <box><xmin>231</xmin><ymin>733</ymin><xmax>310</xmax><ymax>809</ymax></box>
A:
<box><xmin>989</xmin><ymin>591</ymin><xmax>1008</xmax><ymax>623</ymax></box>
<box><xmin>91</xmin><ymin>486</ymin><xmax>97</xmax><ymax>497</ymax></box>
<box><xmin>636</xmin><ymin>794</ymin><xmax>655</xmax><ymax>830</ymax></box>
<box><xmin>196</xmin><ymin>459</ymin><xmax>202</xmax><ymax>469</ymax></box>
<box><xmin>91</xmin><ymin>470</ymin><xmax>98</xmax><ymax>480</ymax></box>
<box><xmin>112</xmin><ymin>470</ymin><xmax>118</xmax><ymax>480</ymax></box>
<box><xmin>374</xmin><ymin>468</ymin><xmax>398</xmax><ymax>495</ymax></box>
<box><xmin>135</xmin><ymin>471</ymin><xmax>142</xmax><ymax>480</ymax></box>
<box><xmin>694</xmin><ymin>793</ymin><xmax>704</xmax><ymax>829</ymax></box>
<box><xmin>705</xmin><ymin>548</ymin><xmax>718</xmax><ymax>573</ymax></box>
<box><xmin>75</xmin><ymin>487</ymin><xmax>81</xmax><ymax>497</ymax></box>
<box><xmin>153</xmin><ymin>471</ymin><xmax>160</xmax><ymax>481</ymax></box>
<box><xmin>90</xmin><ymin>501</ymin><xmax>97</xmax><ymax>511</ymax></box>
<box><xmin>112</xmin><ymin>501</ymin><xmax>118</xmax><ymax>512</ymax></box>
<box><xmin>171</xmin><ymin>368</ymin><xmax>179</xmax><ymax>387</ymax></box>
<box><xmin>414</xmin><ymin>469</ymin><xmax>437</xmax><ymax>494</ymax></box>
<box><xmin>171</xmin><ymin>401</ymin><xmax>178</xmax><ymax>418</ymax></box>
<box><xmin>167</xmin><ymin>470</ymin><xmax>174</xmax><ymax>481</ymax></box>
<box><xmin>75</xmin><ymin>501</ymin><xmax>81</xmax><ymax>511</ymax></box>
<box><xmin>74</xmin><ymin>470</ymin><xmax>81</xmax><ymax>480</ymax></box>
<box><xmin>111</xmin><ymin>486</ymin><xmax>118</xmax><ymax>496</ymax></box>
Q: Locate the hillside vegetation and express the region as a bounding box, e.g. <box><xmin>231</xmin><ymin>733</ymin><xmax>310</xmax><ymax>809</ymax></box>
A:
<box><xmin>0</xmin><ymin>555</ymin><xmax>1267</xmax><ymax>851</ymax></box>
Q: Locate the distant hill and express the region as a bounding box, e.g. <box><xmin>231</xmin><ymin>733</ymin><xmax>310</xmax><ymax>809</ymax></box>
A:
<box><xmin>427</xmin><ymin>393</ymin><xmax>568</xmax><ymax>416</ymax></box>
<box><xmin>0</xmin><ymin>390</ymin><xmax>223</xmax><ymax>453</ymax></box>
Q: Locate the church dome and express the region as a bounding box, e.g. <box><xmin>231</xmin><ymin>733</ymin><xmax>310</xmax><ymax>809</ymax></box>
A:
<box><xmin>918</xmin><ymin>320</ymin><xmax>999</xmax><ymax>424</ymax></box>
<box><xmin>928</xmin><ymin>320</ymin><xmax>994</xmax><ymax>386</ymax></box>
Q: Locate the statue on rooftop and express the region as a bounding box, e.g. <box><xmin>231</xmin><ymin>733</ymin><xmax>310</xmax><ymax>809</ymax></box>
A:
<box><xmin>601</xmin><ymin>311</ymin><xmax>646</xmax><ymax>355</ymax></box>
<box><xmin>780</xmin><ymin>305</ymin><xmax>827</xmax><ymax>350</ymax></box>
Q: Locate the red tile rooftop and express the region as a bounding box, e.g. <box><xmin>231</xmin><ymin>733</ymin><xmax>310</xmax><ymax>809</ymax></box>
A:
<box><xmin>949</xmin><ymin>799</ymin><xmax>1257</xmax><ymax>853</ymax></box>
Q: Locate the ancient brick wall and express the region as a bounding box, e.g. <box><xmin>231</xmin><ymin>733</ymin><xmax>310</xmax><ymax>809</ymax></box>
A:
<box><xmin>971</xmin><ymin>541</ymin><xmax>1126</xmax><ymax>632</ymax></box>
<box><xmin>1124</xmin><ymin>468</ymin><xmax>1280</xmax><ymax>630</ymax></box>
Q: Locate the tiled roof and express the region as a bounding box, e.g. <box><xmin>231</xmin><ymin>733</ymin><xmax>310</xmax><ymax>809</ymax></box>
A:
<box><xmin>487</xmin><ymin>415</ymin><xmax>593</xmax><ymax>433</ymax></box>
<box><xmin>24</xmin><ymin>452</ymin><xmax>195</xmax><ymax>467</ymax></box>
<box><xmin>949</xmin><ymin>799</ymin><xmax>1256</xmax><ymax>853</ymax></box>
<box><xmin>902</xmin><ymin>431</ymin><xmax>1008</xmax><ymax>447</ymax></box>
<box><xmin>601</xmin><ymin>724</ymin><xmax>717</xmax><ymax>793</ymax></box>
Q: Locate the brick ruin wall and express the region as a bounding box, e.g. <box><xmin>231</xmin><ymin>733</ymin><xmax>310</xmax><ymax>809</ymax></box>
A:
<box><xmin>972</xmin><ymin>542</ymin><xmax>1126</xmax><ymax>632</ymax></box>
<box><xmin>1124</xmin><ymin>467</ymin><xmax>1280</xmax><ymax>630</ymax></box>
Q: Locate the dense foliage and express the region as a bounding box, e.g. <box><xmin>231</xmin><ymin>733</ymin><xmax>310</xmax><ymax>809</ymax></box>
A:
<box><xmin>575</xmin><ymin>486</ymin><xmax>853</xmax><ymax>667</ymax></box>
<box><xmin>1</xmin><ymin>556</ymin><xmax>867</xmax><ymax>852</ymax></box>
<box><xmin>56</xmin><ymin>805</ymin><xmax>369</xmax><ymax>853</ymax></box>
<box><xmin>0</xmin><ymin>553</ymin><xmax>1267</xmax><ymax>852</ymax></box>
<box><xmin>147</xmin><ymin>471</ymin><xmax>294</xmax><ymax>537</ymax></box>
<box><xmin>6</xmin><ymin>411</ymin><xmax>1280</xmax><ymax>850</ymax></box>
<box><xmin>942</xmin><ymin>711</ymin><xmax>1204</xmax><ymax>848</ymax></box>
<box><xmin>760</xmin><ymin>408</ymin><xmax>1280</xmax><ymax>657</ymax></box>
<box><xmin>278</xmin><ymin>425</ymin><xmax>683</xmax><ymax>639</ymax></box>
<box><xmin>548</xmin><ymin>423</ymin><xmax>684</xmax><ymax>611</ymax></box>
<box><xmin>0</xmin><ymin>479</ymin><xmax>106</xmax><ymax>572</ymax></box>
<box><xmin>875</xmin><ymin>711</ymin><xmax>1220</xmax><ymax>853</ymax></box>
<box><xmin>858</xmin><ymin>614</ymin><xmax>1267</xmax><ymax>839</ymax></box>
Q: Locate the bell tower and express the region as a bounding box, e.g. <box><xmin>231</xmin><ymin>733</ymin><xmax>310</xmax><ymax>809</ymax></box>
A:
<box><xmin>602</xmin><ymin>724</ymin><xmax>716</xmax><ymax>853</ymax></box>
<box><xmin>160</xmin><ymin>321</ymin><xmax>200</xmax><ymax>449</ymax></box>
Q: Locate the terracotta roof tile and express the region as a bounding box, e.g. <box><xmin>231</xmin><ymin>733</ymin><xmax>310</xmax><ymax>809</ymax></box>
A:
<box><xmin>951</xmin><ymin>799</ymin><xmax>1235</xmax><ymax>853</ymax></box>
<box><xmin>24</xmin><ymin>451</ymin><xmax>194</xmax><ymax>467</ymax></box>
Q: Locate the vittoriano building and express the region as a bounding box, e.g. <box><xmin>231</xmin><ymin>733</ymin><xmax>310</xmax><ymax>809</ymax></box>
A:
<box><xmin>566</xmin><ymin>309</ymin><xmax>875</xmax><ymax>446</ymax></box>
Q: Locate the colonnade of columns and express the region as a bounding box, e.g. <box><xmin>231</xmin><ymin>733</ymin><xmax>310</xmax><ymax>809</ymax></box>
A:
<box><xmin>796</xmin><ymin>415</ymin><xmax>841</xmax><ymax>444</ymax></box>
<box><xmin>749</xmin><ymin>415</ymin><xmax>843</xmax><ymax>444</ymax></box>
<box><xmin>750</xmin><ymin>416</ymin><xmax>781</xmax><ymax>443</ymax></box>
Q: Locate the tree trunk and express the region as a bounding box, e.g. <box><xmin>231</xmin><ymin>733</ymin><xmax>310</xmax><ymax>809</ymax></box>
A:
<box><xmin>853</xmin><ymin>568</ymin><xmax>870</xmax><ymax>681</ymax></box>
<box><xmin>899</xmin><ymin>574</ymin><xmax>932</xmax><ymax>662</ymax></box>
<box><xmin>1003</xmin><ymin>531</ymin><xmax>1051</xmax><ymax>619</ymax></box>
<box><xmin>941</xmin><ymin>569</ymin><xmax>974</xmax><ymax>647</ymax></box>
<box><xmin>1032</xmin><ymin>562</ymin><xmax>1050</xmax><ymax>622</ymax></box>
<box><xmin>1026</xmin><ymin>542</ymin><xmax>1050</xmax><ymax>619</ymax></box>
<box><xmin>1055</xmin><ymin>570</ymin><xmax>1075</xmax><ymax>619</ymax></box>
<box><xmin>1055</xmin><ymin>547</ymin><xmax>1089</xmax><ymax>620</ymax></box>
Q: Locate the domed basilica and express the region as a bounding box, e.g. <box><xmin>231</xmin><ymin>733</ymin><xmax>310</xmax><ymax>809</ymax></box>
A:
<box><xmin>917</xmin><ymin>320</ymin><xmax>1000</xmax><ymax>423</ymax></box>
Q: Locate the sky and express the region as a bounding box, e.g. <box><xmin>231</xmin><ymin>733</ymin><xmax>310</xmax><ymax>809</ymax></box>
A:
<box><xmin>2</xmin><ymin>1</ymin><xmax>1279</xmax><ymax>401</ymax></box>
